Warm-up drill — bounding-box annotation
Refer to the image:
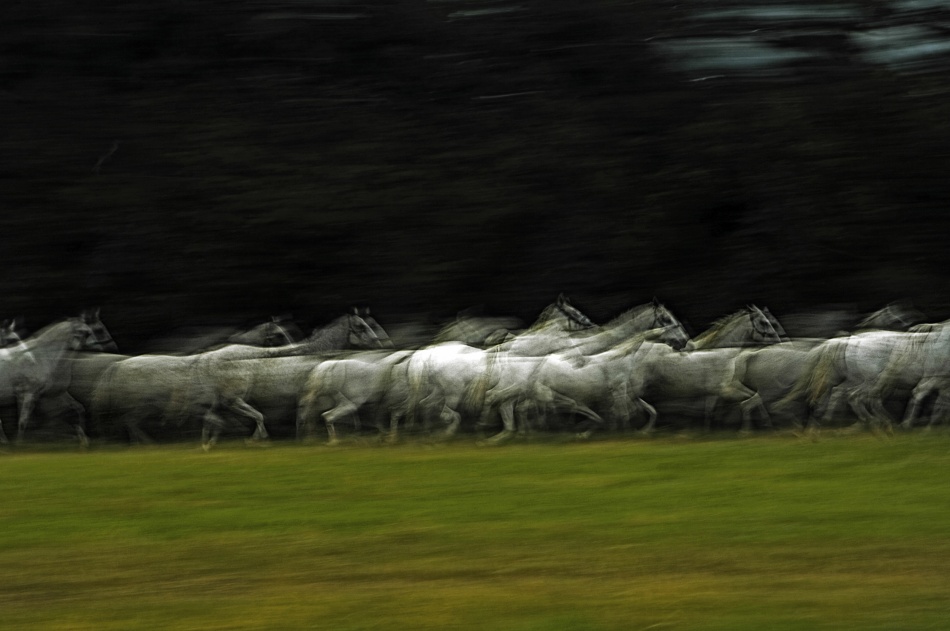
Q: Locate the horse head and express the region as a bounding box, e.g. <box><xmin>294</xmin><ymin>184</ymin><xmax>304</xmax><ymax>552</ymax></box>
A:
<box><xmin>348</xmin><ymin>309</ymin><xmax>385</xmax><ymax>349</ymax></box>
<box><xmin>78</xmin><ymin>308</ymin><xmax>118</xmax><ymax>352</ymax></box>
<box><xmin>359</xmin><ymin>307</ymin><xmax>394</xmax><ymax>349</ymax></box>
<box><xmin>555</xmin><ymin>294</ymin><xmax>594</xmax><ymax>330</ymax></box>
<box><xmin>262</xmin><ymin>317</ymin><xmax>295</xmax><ymax>347</ymax></box>
<box><xmin>0</xmin><ymin>319</ymin><xmax>23</xmax><ymax>348</ymax></box>
<box><xmin>748</xmin><ymin>305</ymin><xmax>783</xmax><ymax>346</ymax></box>
<box><xmin>760</xmin><ymin>307</ymin><xmax>789</xmax><ymax>342</ymax></box>
<box><xmin>651</xmin><ymin>301</ymin><xmax>689</xmax><ymax>349</ymax></box>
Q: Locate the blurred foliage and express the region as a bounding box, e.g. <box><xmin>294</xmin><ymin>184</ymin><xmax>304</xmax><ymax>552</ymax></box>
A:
<box><xmin>2</xmin><ymin>0</ymin><xmax>950</xmax><ymax>347</ymax></box>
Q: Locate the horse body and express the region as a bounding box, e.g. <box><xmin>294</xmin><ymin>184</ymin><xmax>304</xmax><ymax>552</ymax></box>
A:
<box><xmin>93</xmin><ymin>313</ymin><xmax>382</xmax><ymax>446</ymax></box>
<box><xmin>191</xmin><ymin>312</ymin><xmax>386</xmax><ymax>448</ymax></box>
<box><xmin>0</xmin><ymin>312</ymin><xmax>116</xmax><ymax>445</ymax></box>
<box><xmin>140</xmin><ymin>319</ymin><xmax>296</xmax><ymax>355</ymax></box>
<box><xmin>858</xmin><ymin>322</ymin><xmax>950</xmax><ymax>429</ymax></box>
<box><xmin>614</xmin><ymin>307</ymin><xmax>785</xmax><ymax>434</ymax></box>
<box><xmin>477</xmin><ymin>303</ymin><xmax>691</xmax><ymax>442</ymax></box>
<box><xmin>434</xmin><ymin>315</ymin><xmax>523</xmax><ymax>348</ymax></box>
<box><xmin>776</xmin><ymin>330</ymin><xmax>928</xmax><ymax>431</ymax></box>
<box><xmin>625</xmin><ymin>340</ymin><xmax>770</xmax><ymax>434</ymax></box>
<box><xmin>297</xmin><ymin>350</ymin><xmax>414</xmax><ymax>443</ymax></box>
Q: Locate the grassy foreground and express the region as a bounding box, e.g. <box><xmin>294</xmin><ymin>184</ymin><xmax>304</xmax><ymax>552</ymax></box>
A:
<box><xmin>2</xmin><ymin>434</ymin><xmax>949</xmax><ymax>630</ymax></box>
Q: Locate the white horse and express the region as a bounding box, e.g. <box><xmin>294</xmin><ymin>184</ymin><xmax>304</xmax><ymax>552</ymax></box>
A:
<box><xmin>0</xmin><ymin>311</ymin><xmax>116</xmax><ymax>446</ymax></box>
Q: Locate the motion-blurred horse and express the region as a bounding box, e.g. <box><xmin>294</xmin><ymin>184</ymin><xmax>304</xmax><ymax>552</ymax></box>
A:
<box><xmin>190</xmin><ymin>311</ymin><xmax>387</xmax><ymax>449</ymax></box>
<box><xmin>475</xmin><ymin>300</ymin><xmax>691</xmax><ymax>441</ymax></box>
<box><xmin>0</xmin><ymin>311</ymin><xmax>116</xmax><ymax>446</ymax></box>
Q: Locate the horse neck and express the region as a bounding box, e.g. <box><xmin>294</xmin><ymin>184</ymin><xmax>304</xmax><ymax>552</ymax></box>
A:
<box><xmin>858</xmin><ymin>307</ymin><xmax>915</xmax><ymax>331</ymax></box>
<box><xmin>530</xmin><ymin>305</ymin><xmax>560</xmax><ymax>329</ymax></box>
<box><xmin>304</xmin><ymin>318</ymin><xmax>352</xmax><ymax>352</ymax></box>
<box><xmin>21</xmin><ymin>322</ymin><xmax>77</xmax><ymax>366</ymax></box>
<box><xmin>689</xmin><ymin>313</ymin><xmax>746</xmax><ymax>350</ymax></box>
<box><xmin>585</xmin><ymin>307</ymin><xmax>659</xmax><ymax>349</ymax></box>
<box><xmin>604</xmin><ymin>305</ymin><xmax>652</xmax><ymax>329</ymax></box>
<box><xmin>500</xmin><ymin>326</ymin><xmax>571</xmax><ymax>356</ymax></box>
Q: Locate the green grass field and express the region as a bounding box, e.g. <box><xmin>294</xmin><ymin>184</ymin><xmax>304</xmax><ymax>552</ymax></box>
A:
<box><xmin>2</xmin><ymin>434</ymin><xmax>949</xmax><ymax>630</ymax></box>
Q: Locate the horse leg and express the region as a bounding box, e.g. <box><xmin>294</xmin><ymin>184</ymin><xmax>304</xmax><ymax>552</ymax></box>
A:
<box><xmin>438</xmin><ymin>390</ymin><xmax>464</xmax><ymax>438</ymax></box>
<box><xmin>386</xmin><ymin>407</ymin><xmax>404</xmax><ymax>443</ymax></box>
<box><xmin>417</xmin><ymin>389</ymin><xmax>445</xmax><ymax>434</ymax></box>
<box><xmin>322</xmin><ymin>393</ymin><xmax>359</xmax><ymax>445</ymax></box>
<box><xmin>49</xmin><ymin>392</ymin><xmax>90</xmax><ymax>448</ymax></box>
<box><xmin>201</xmin><ymin>408</ymin><xmax>226</xmax><ymax>452</ymax></box>
<box><xmin>928</xmin><ymin>388</ymin><xmax>950</xmax><ymax>430</ymax></box>
<box><xmin>222</xmin><ymin>397</ymin><xmax>268</xmax><ymax>442</ymax></box>
<box><xmin>819</xmin><ymin>384</ymin><xmax>851</xmax><ymax>429</ymax></box>
<box><xmin>15</xmin><ymin>391</ymin><xmax>38</xmax><ymax>445</ymax></box>
<box><xmin>124</xmin><ymin>412</ymin><xmax>155</xmax><ymax>445</ymax></box>
<box><xmin>514</xmin><ymin>399</ymin><xmax>537</xmax><ymax>436</ymax></box>
<box><xmin>847</xmin><ymin>385</ymin><xmax>892</xmax><ymax>435</ymax></box>
<box><xmin>861</xmin><ymin>385</ymin><xmax>897</xmax><ymax>432</ymax></box>
<box><xmin>848</xmin><ymin>384</ymin><xmax>891</xmax><ymax>431</ymax></box>
<box><xmin>901</xmin><ymin>380</ymin><xmax>936</xmax><ymax>430</ymax></box>
<box><xmin>738</xmin><ymin>391</ymin><xmax>770</xmax><ymax>435</ymax></box>
<box><xmin>296</xmin><ymin>396</ymin><xmax>314</xmax><ymax>442</ymax></box>
<box><xmin>703</xmin><ymin>396</ymin><xmax>717</xmax><ymax>433</ymax></box>
<box><xmin>636</xmin><ymin>398</ymin><xmax>658</xmax><ymax>435</ymax></box>
<box><xmin>478</xmin><ymin>399</ymin><xmax>516</xmax><ymax>445</ymax></box>
<box><xmin>0</xmin><ymin>415</ymin><xmax>7</xmax><ymax>445</ymax></box>
<box><xmin>547</xmin><ymin>390</ymin><xmax>603</xmax><ymax>439</ymax></box>
<box><xmin>606</xmin><ymin>393</ymin><xmax>630</xmax><ymax>432</ymax></box>
<box><xmin>438</xmin><ymin>405</ymin><xmax>462</xmax><ymax>439</ymax></box>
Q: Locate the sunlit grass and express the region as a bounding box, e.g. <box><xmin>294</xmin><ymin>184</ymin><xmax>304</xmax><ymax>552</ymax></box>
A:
<box><xmin>2</xmin><ymin>434</ymin><xmax>950</xmax><ymax>629</ymax></box>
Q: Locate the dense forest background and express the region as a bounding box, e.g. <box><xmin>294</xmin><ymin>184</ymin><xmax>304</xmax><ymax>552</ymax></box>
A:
<box><xmin>3</xmin><ymin>0</ymin><xmax>950</xmax><ymax>350</ymax></box>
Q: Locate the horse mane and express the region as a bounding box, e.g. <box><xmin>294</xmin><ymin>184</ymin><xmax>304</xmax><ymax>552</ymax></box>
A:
<box><xmin>527</xmin><ymin>304</ymin><xmax>563</xmax><ymax>330</ymax></box>
<box><xmin>613</xmin><ymin>326</ymin><xmax>670</xmax><ymax>356</ymax></box>
<box><xmin>302</xmin><ymin>315</ymin><xmax>359</xmax><ymax>352</ymax></box>
<box><xmin>601</xmin><ymin>304</ymin><xmax>652</xmax><ymax>328</ymax></box>
<box><xmin>21</xmin><ymin>319</ymin><xmax>78</xmax><ymax>350</ymax></box>
<box><xmin>856</xmin><ymin>303</ymin><xmax>923</xmax><ymax>331</ymax></box>
<box><xmin>689</xmin><ymin>310</ymin><xmax>748</xmax><ymax>349</ymax></box>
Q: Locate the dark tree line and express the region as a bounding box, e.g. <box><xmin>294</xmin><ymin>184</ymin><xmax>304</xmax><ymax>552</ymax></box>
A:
<box><xmin>2</xmin><ymin>0</ymin><xmax>950</xmax><ymax>350</ymax></box>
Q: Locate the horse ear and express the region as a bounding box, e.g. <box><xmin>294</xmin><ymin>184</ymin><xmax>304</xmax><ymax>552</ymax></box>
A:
<box><xmin>557</xmin><ymin>293</ymin><xmax>566</xmax><ymax>305</ymax></box>
<box><xmin>652</xmin><ymin>296</ymin><xmax>660</xmax><ymax>306</ymax></box>
<box><xmin>352</xmin><ymin>307</ymin><xmax>359</xmax><ymax>316</ymax></box>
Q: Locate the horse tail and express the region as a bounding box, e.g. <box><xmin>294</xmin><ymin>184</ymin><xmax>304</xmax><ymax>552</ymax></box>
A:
<box><xmin>404</xmin><ymin>351</ymin><xmax>429</xmax><ymax>428</ymax></box>
<box><xmin>776</xmin><ymin>341</ymin><xmax>841</xmax><ymax>410</ymax></box>
<box><xmin>870</xmin><ymin>334</ymin><xmax>923</xmax><ymax>400</ymax></box>
<box><xmin>460</xmin><ymin>357</ymin><xmax>491</xmax><ymax>420</ymax></box>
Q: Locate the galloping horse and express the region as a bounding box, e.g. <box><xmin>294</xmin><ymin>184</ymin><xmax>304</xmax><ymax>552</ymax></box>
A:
<box><xmin>403</xmin><ymin>294</ymin><xmax>599</xmax><ymax>440</ymax></box>
<box><xmin>140</xmin><ymin>317</ymin><xmax>297</xmax><ymax>355</ymax></box>
<box><xmin>622</xmin><ymin>306</ymin><xmax>785</xmax><ymax>435</ymax></box>
<box><xmin>93</xmin><ymin>311</ymin><xmax>382</xmax><ymax>448</ymax></box>
<box><xmin>188</xmin><ymin>311</ymin><xmax>387</xmax><ymax>449</ymax></box>
<box><xmin>466</xmin><ymin>299</ymin><xmax>690</xmax><ymax>442</ymax></box>
<box><xmin>0</xmin><ymin>311</ymin><xmax>116</xmax><ymax>446</ymax></box>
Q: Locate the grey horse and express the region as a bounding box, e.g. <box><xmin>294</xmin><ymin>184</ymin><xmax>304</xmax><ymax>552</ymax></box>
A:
<box><xmin>0</xmin><ymin>311</ymin><xmax>116</xmax><ymax>446</ymax></box>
